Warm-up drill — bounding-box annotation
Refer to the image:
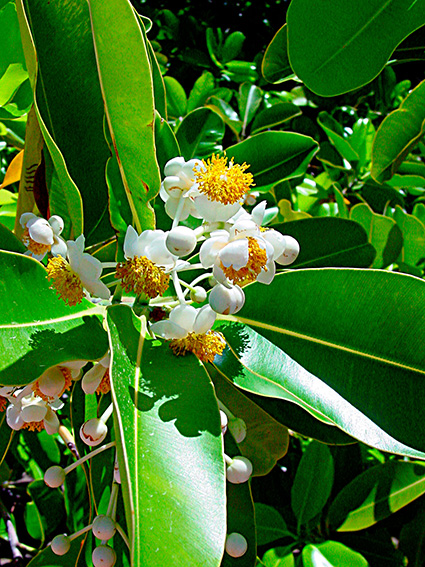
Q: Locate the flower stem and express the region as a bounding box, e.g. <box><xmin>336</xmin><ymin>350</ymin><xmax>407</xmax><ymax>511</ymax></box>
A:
<box><xmin>100</xmin><ymin>403</ymin><xmax>114</xmax><ymax>424</ymax></box>
<box><xmin>172</xmin><ymin>271</ymin><xmax>186</xmax><ymax>304</ymax></box>
<box><xmin>64</xmin><ymin>441</ymin><xmax>116</xmax><ymax>475</ymax></box>
<box><xmin>172</xmin><ymin>195</ymin><xmax>185</xmax><ymax>229</ymax></box>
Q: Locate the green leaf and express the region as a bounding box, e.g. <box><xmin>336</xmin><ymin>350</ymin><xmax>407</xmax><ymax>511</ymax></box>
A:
<box><xmin>27</xmin><ymin>534</ymin><xmax>87</xmax><ymax>567</ymax></box>
<box><xmin>222</xmin><ymin>31</ymin><xmax>246</xmax><ymax>64</ymax></box>
<box><xmin>372</xmin><ymin>80</ymin><xmax>425</xmax><ymax>182</ymax></box>
<box><xmin>317</xmin><ymin>112</ymin><xmax>359</xmax><ymax>164</ymax></box>
<box><xmin>393</xmin><ymin>204</ymin><xmax>425</xmax><ymax>266</ymax></box>
<box><xmin>261</xmin><ymin>25</ymin><xmax>294</xmax><ymax>84</ymax></box>
<box><xmin>18</xmin><ymin>0</ymin><xmax>112</xmax><ymax>244</ymax></box>
<box><xmin>399</xmin><ymin>498</ymin><xmax>425</xmax><ymax>567</ymax></box>
<box><xmin>176</xmin><ymin>107</ymin><xmax>225</xmax><ymax>160</ymax></box>
<box><xmin>187</xmin><ymin>71</ymin><xmax>216</xmax><ymax>113</ymax></box>
<box><xmin>155</xmin><ymin>110</ymin><xmax>180</xmax><ymax>175</ymax></box>
<box><xmin>206</xmin><ymin>96</ymin><xmax>242</xmax><ymax>137</ymax></box>
<box><xmin>328</xmin><ymin>461</ymin><xmax>425</xmax><ymax>532</ymax></box>
<box><xmin>106</xmin><ymin>304</ymin><xmax>226</xmax><ymax>567</ymax></box>
<box><xmin>208</xmin><ymin>366</ymin><xmax>289</xmax><ymax>476</ymax></box>
<box><xmin>164</xmin><ymin>76</ymin><xmax>188</xmax><ymax>118</ymax></box>
<box><xmin>273</xmin><ymin>218</ymin><xmax>376</xmax><ymax>268</ymax></box>
<box><xmin>251</xmin><ymin>103</ymin><xmax>301</xmax><ymax>135</ymax></box>
<box><xmin>225</xmin><ymin>132</ymin><xmax>319</xmax><ymax>188</ymax></box>
<box><xmin>237</xmin><ymin>83</ymin><xmax>263</xmax><ymax>137</ymax></box>
<box><xmin>262</xmin><ymin>547</ymin><xmax>295</xmax><ymax>567</ymax></box>
<box><xmin>302</xmin><ymin>541</ymin><xmax>368</xmax><ymax>567</ymax></box>
<box><xmin>27</xmin><ymin>479</ymin><xmax>66</xmax><ymax>536</ymax></box>
<box><xmin>287</xmin><ymin>0</ymin><xmax>425</xmax><ymax>96</ymax></box>
<box><xmin>0</xmin><ymin>251</ymin><xmax>108</xmax><ymax>385</ymax></box>
<box><xmin>255</xmin><ymin>503</ymin><xmax>294</xmax><ymax>545</ymax></box>
<box><xmin>0</xmin><ymin>222</ymin><xmax>26</xmax><ymax>253</ymax></box>
<box><xmin>0</xmin><ymin>63</ymin><xmax>28</xmax><ymax>107</ymax></box>
<box><xmin>88</xmin><ymin>0</ymin><xmax>160</xmax><ymax>233</ymax></box>
<box><xmin>219</xmin><ymin>269</ymin><xmax>425</xmax><ymax>455</ymax></box>
<box><xmin>291</xmin><ymin>441</ymin><xmax>334</xmax><ymax>529</ymax></box>
<box><xmin>350</xmin><ymin>203</ymin><xmax>403</xmax><ymax>268</ymax></box>
<box><xmin>361</xmin><ymin>180</ymin><xmax>405</xmax><ymax>213</ymax></box>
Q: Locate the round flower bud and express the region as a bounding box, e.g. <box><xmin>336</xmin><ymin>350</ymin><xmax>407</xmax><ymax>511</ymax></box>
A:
<box><xmin>92</xmin><ymin>515</ymin><xmax>116</xmax><ymax>541</ymax></box>
<box><xmin>275</xmin><ymin>236</ymin><xmax>300</xmax><ymax>266</ymax></box>
<box><xmin>220</xmin><ymin>410</ymin><xmax>228</xmax><ymax>435</ymax></box>
<box><xmin>92</xmin><ymin>545</ymin><xmax>117</xmax><ymax>567</ymax></box>
<box><xmin>166</xmin><ymin>227</ymin><xmax>197</xmax><ymax>257</ymax></box>
<box><xmin>80</xmin><ymin>418</ymin><xmax>108</xmax><ymax>447</ymax></box>
<box><xmin>44</xmin><ymin>466</ymin><xmax>66</xmax><ymax>488</ymax></box>
<box><xmin>209</xmin><ymin>284</ymin><xmax>245</xmax><ymax>315</ymax></box>
<box><xmin>228</xmin><ymin>417</ymin><xmax>247</xmax><ymax>443</ymax></box>
<box><xmin>51</xmin><ymin>534</ymin><xmax>71</xmax><ymax>556</ymax></box>
<box><xmin>226</xmin><ymin>456</ymin><xmax>253</xmax><ymax>484</ymax></box>
<box><xmin>225</xmin><ymin>533</ymin><xmax>248</xmax><ymax>557</ymax></box>
<box><xmin>190</xmin><ymin>286</ymin><xmax>207</xmax><ymax>303</ymax></box>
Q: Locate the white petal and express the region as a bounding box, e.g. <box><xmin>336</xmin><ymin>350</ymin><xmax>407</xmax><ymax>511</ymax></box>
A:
<box><xmin>6</xmin><ymin>405</ymin><xmax>24</xmax><ymax>430</ymax></box>
<box><xmin>199</xmin><ymin>236</ymin><xmax>228</xmax><ymax>268</ymax></box>
<box><xmin>163</xmin><ymin>175</ymin><xmax>186</xmax><ymax>197</ymax></box>
<box><xmin>28</xmin><ymin>218</ymin><xmax>54</xmax><ymax>245</ymax></box>
<box><xmin>229</xmin><ymin>219</ymin><xmax>259</xmax><ymax>240</ymax></box>
<box><xmin>123</xmin><ymin>225</ymin><xmax>139</xmax><ymax>258</ymax></box>
<box><xmin>219</xmin><ymin>239</ymin><xmax>249</xmax><ymax>271</ymax></box>
<box><xmin>252</xmin><ymin>201</ymin><xmax>267</xmax><ymax>225</ymax></box>
<box><xmin>194</xmin><ymin>194</ymin><xmax>242</xmax><ymax>222</ymax></box>
<box><xmin>193</xmin><ymin>305</ymin><xmax>216</xmax><ymax>334</ymax></box>
<box><xmin>83</xmin><ymin>279</ymin><xmax>111</xmax><ymax>300</ymax></box>
<box><xmin>263</xmin><ymin>229</ymin><xmax>286</xmax><ymax>259</ymax></box>
<box><xmin>164</xmin><ymin>156</ymin><xmax>186</xmax><ymax>177</ymax></box>
<box><xmin>275</xmin><ymin>235</ymin><xmax>300</xmax><ymax>266</ymax></box>
<box><xmin>21</xmin><ymin>403</ymin><xmax>47</xmax><ymax>423</ymax></box>
<box><xmin>44</xmin><ymin>408</ymin><xmax>60</xmax><ymax>435</ymax></box>
<box><xmin>20</xmin><ymin>212</ymin><xmax>37</xmax><ymax>228</ymax></box>
<box><xmin>51</xmin><ymin>235</ymin><xmax>68</xmax><ymax>258</ymax></box>
<box><xmin>48</xmin><ymin>215</ymin><xmax>64</xmax><ymax>236</ymax></box>
<box><xmin>170</xmin><ymin>304</ymin><xmax>197</xmax><ymax>332</ymax></box>
<box><xmin>67</xmin><ymin>236</ymin><xmax>84</xmax><ymax>270</ymax></box>
<box><xmin>145</xmin><ymin>235</ymin><xmax>176</xmax><ymax>267</ymax></box>
<box><xmin>82</xmin><ymin>364</ymin><xmax>106</xmax><ymax>394</ymax></box>
<box><xmin>38</xmin><ymin>367</ymin><xmax>65</xmax><ymax>399</ymax></box>
<box><xmin>213</xmin><ymin>261</ymin><xmax>231</xmax><ymax>287</ymax></box>
<box><xmin>76</xmin><ymin>254</ymin><xmax>103</xmax><ymax>283</ymax></box>
<box><xmin>257</xmin><ymin>260</ymin><xmax>276</xmax><ymax>284</ymax></box>
<box><xmin>150</xmin><ymin>320</ymin><xmax>188</xmax><ymax>340</ymax></box>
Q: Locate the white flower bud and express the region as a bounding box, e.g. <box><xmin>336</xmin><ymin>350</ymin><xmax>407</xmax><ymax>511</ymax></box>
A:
<box><xmin>166</xmin><ymin>226</ymin><xmax>197</xmax><ymax>257</ymax></box>
<box><xmin>92</xmin><ymin>515</ymin><xmax>116</xmax><ymax>541</ymax></box>
<box><xmin>209</xmin><ymin>284</ymin><xmax>245</xmax><ymax>315</ymax></box>
<box><xmin>226</xmin><ymin>456</ymin><xmax>253</xmax><ymax>484</ymax></box>
<box><xmin>51</xmin><ymin>534</ymin><xmax>71</xmax><ymax>556</ymax></box>
<box><xmin>80</xmin><ymin>418</ymin><xmax>108</xmax><ymax>447</ymax></box>
<box><xmin>225</xmin><ymin>533</ymin><xmax>248</xmax><ymax>557</ymax></box>
<box><xmin>44</xmin><ymin>466</ymin><xmax>66</xmax><ymax>488</ymax></box>
<box><xmin>190</xmin><ymin>286</ymin><xmax>207</xmax><ymax>303</ymax></box>
<box><xmin>220</xmin><ymin>410</ymin><xmax>228</xmax><ymax>435</ymax></box>
<box><xmin>228</xmin><ymin>417</ymin><xmax>247</xmax><ymax>443</ymax></box>
<box><xmin>275</xmin><ymin>236</ymin><xmax>300</xmax><ymax>266</ymax></box>
<box><xmin>92</xmin><ymin>545</ymin><xmax>117</xmax><ymax>567</ymax></box>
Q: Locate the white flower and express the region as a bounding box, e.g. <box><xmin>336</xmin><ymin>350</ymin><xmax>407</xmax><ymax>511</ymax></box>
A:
<box><xmin>150</xmin><ymin>304</ymin><xmax>216</xmax><ymax>339</ymax></box>
<box><xmin>34</xmin><ymin>361</ymin><xmax>87</xmax><ymax>401</ymax></box>
<box><xmin>160</xmin><ymin>157</ymin><xmax>202</xmax><ymax>221</ymax></box>
<box><xmin>123</xmin><ymin>226</ymin><xmax>177</xmax><ymax>269</ymax></box>
<box><xmin>20</xmin><ymin>213</ymin><xmax>67</xmax><ymax>260</ymax></box>
<box><xmin>6</xmin><ymin>392</ymin><xmax>61</xmax><ymax>435</ymax></box>
<box><xmin>82</xmin><ymin>354</ymin><xmax>110</xmax><ymax>395</ymax></box>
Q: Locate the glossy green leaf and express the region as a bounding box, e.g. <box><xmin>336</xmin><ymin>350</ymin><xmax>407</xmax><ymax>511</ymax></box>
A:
<box><xmin>0</xmin><ymin>251</ymin><xmax>108</xmax><ymax>385</ymax></box>
<box><xmin>302</xmin><ymin>541</ymin><xmax>368</xmax><ymax>567</ymax></box>
<box><xmin>291</xmin><ymin>441</ymin><xmax>334</xmax><ymax>529</ymax></box>
<box><xmin>15</xmin><ymin>2</ymin><xmax>84</xmax><ymax>240</ymax></box>
<box><xmin>287</xmin><ymin>0</ymin><xmax>425</xmax><ymax>96</ymax></box>
<box><xmin>106</xmin><ymin>304</ymin><xmax>226</xmax><ymax>567</ymax></box>
<box><xmin>0</xmin><ymin>222</ymin><xmax>25</xmax><ymax>253</ymax></box>
<box><xmin>141</xmin><ymin>24</ymin><xmax>167</xmax><ymax>119</ymax></box>
<box><xmin>88</xmin><ymin>0</ymin><xmax>160</xmax><ymax>234</ymax></box>
<box><xmin>0</xmin><ymin>63</ymin><xmax>28</xmax><ymax>107</ymax></box>
<box><xmin>255</xmin><ymin>503</ymin><xmax>294</xmax><ymax>545</ymax></box>
<box><xmin>208</xmin><ymin>366</ymin><xmax>289</xmax><ymax>476</ymax></box>
<box><xmin>273</xmin><ymin>218</ymin><xmax>376</xmax><ymax>268</ymax></box>
<box><xmin>393</xmin><ymin>205</ymin><xmax>425</xmax><ymax>266</ymax></box>
<box><xmin>261</xmin><ymin>25</ymin><xmax>294</xmax><ymax>84</ymax></box>
<box><xmin>27</xmin><ymin>534</ymin><xmax>86</xmax><ymax>567</ymax></box>
<box><xmin>262</xmin><ymin>547</ymin><xmax>295</xmax><ymax>567</ymax></box>
<box><xmin>176</xmin><ymin>107</ymin><xmax>225</xmax><ymax>160</ymax></box>
<box><xmin>164</xmin><ymin>76</ymin><xmax>188</xmax><ymax>118</ymax></box>
<box><xmin>350</xmin><ymin>203</ymin><xmax>403</xmax><ymax>268</ymax></box>
<box><xmin>155</xmin><ymin>110</ymin><xmax>180</xmax><ymax>174</ymax></box>
<box><xmin>225</xmin><ymin>132</ymin><xmax>319</xmax><ymax>188</ymax></box>
<box><xmin>238</xmin><ymin>83</ymin><xmax>263</xmax><ymax>137</ymax></box>
<box><xmin>0</xmin><ymin>3</ymin><xmax>27</xmax><ymax>85</ymax></box>
<box><xmin>361</xmin><ymin>180</ymin><xmax>405</xmax><ymax>213</ymax></box>
<box><xmin>372</xmin><ymin>80</ymin><xmax>425</xmax><ymax>182</ymax></box>
<box><xmin>206</xmin><ymin>96</ymin><xmax>242</xmax><ymax>137</ymax></box>
<box><xmin>222</xmin><ymin>32</ymin><xmax>246</xmax><ymax>64</ymax></box>
<box><xmin>317</xmin><ymin>112</ymin><xmax>359</xmax><ymax>164</ymax></box>
<box><xmin>219</xmin><ymin>269</ymin><xmax>425</xmax><ymax>455</ymax></box>
<box><xmin>187</xmin><ymin>71</ymin><xmax>216</xmax><ymax>113</ymax></box>
<box><xmin>328</xmin><ymin>461</ymin><xmax>425</xmax><ymax>532</ymax></box>
<box><xmin>27</xmin><ymin>479</ymin><xmax>66</xmax><ymax>537</ymax></box>
<box><xmin>251</xmin><ymin>103</ymin><xmax>301</xmax><ymax>135</ymax></box>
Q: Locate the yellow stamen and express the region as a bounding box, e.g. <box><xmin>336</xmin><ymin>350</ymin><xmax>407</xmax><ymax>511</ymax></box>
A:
<box><xmin>221</xmin><ymin>237</ymin><xmax>268</xmax><ymax>286</ymax></box>
<box><xmin>0</xmin><ymin>396</ymin><xmax>7</xmax><ymax>412</ymax></box>
<box><xmin>22</xmin><ymin>227</ymin><xmax>51</xmax><ymax>256</ymax></box>
<box><xmin>169</xmin><ymin>331</ymin><xmax>226</xmax><ymax>363</ymax></box>
<box><xmin>115</xmin><ymin>257</ymin><xmax>169</xmax><ymax>299</ymax></box>
<box><xmin>96</xmin><ymin>369</ymin><xmax>111</xmax><ymax>395</ymax></box>
<box><xmin>193</xmin><ymin>154</ymin><xmax>254</xmax><ymax>205</ymax></box>
<box><xmin>22</xmin><ymin>421</ymin><xmax>44</xmax><ymax>432</ymax></box>
<box><xmin>33</xmin><ymin>367</ymin><xmax>73</xmax><ymax>402</ymax></box>
<box><xmin>47</xmin><ymin>256</ymin><xmax>84</xmax><ymax>306</ymax></box>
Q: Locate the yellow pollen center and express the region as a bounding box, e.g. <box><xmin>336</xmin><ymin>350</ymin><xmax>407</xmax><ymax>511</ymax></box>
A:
<box><xmin>193</xmin><ymin>154</ymin><xmax>254</xmax><ymax>205</ymax></box>
<box><xmin>169</xmin><ymin>330</ymin><xmax>226</xmax><ymax>363</ymax></box>
<box><xmin>47</xmin><ymin>256</ymin><xmax>84</xmax><ymax>306</ymax></box>
<box><xmin>22</xmin><ymin>227</ymin><xmax>51</xmax><ymax>256</ymax></box>
<box><xmin>22</xmin><ymin>421</ymin><xmax>45</xmax><ymax>432</ymax></box>
<box><xmin>221</xmin><ymin>237</ymin><xmax>268</xmax><ymax>286</ymax></box>
<box><xmin>115</xmin><ymin>256</ymin><xmax>170</xmax><ymax>299</ymax></box>
<box><xmin>0</xmin><ymin>396</ymin><xmax>7</xmax><ymax>412</ymax></box>
<box><xmin>33</xmin><ymin>367</ymin><xmax>73</xmax><ymax>401</ymax></box>
<box><xmin>96</xmin><ymin>368</ymin><xmax>111</xmax><ymax>395</ymax></box>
